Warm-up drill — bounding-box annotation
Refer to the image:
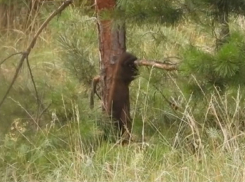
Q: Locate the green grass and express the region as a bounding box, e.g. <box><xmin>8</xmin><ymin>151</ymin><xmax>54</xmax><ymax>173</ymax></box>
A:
<box><xmin>1</xmin><ymin>100</ymin><xmax>245</xmax><ymax>181</ymax></box>
<box><xmin>1</xmin><ymin>6</ymin><xmax>245</xmax><ymax>182</ymax></box>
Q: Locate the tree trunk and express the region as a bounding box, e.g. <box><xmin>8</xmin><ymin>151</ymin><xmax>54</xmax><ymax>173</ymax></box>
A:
<box><xmin>95</xmin><ymin>0</ymin><xmax>134</xmax><ymax>142</ymax></box>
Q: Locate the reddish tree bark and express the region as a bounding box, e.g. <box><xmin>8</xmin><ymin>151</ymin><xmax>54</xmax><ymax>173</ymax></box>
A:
<box><xmin>95</xmin><ymin>0</ymin><xmax>133</xmax><ymax>141</ymax></box>
<box><xmin>95</xmin><ymin>0</ymin><xmax>126</xmax><ymax>111</ymax></box>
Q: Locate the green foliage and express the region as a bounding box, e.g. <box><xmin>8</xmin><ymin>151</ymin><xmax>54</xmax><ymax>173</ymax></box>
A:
<box><xmin>205</xmin><ymin>0</ymin><xmax>245</xmax><ymax>16</ymax></box>
<box><xmin>56</xmin><ymin>10</ymin><xmax>99</xmax><ymax>87</ymax></box>
<box><xmin>58</xmin><ymin>34</ymin><xmax>97</xmax><ymax>87</ymax></box>
<box><xmin>186</xmin><ymin>0</ymin><xmax>245</xmax><ymax>21</ymax></box>
<box><xmin>0</xmin><ymin>79</ymin><xmax>39</xmax><ymax>134</ymax></box>
<box><xmin>2</xmin><ymin>89</ymin><xmax>245</xmax><ymax>181</ymax></box>
<box><xmin>117</xmin><ymin>0</ymin><xmax>183</xmax><ymax>25</ymax></box>
<box><xmin>0</xmin><ymin>0</ymin><xmax>25</xmax><ymax>5</ymax></box>
<box><xmin>0</xmin><ymin>111</ymin><xmax>102</xmax><ymax>180</ymax></box>
<box><xmin>215</xmin><ymin>42</ymin><xmax>242</xmax><ymax>78</ymax></box>
<box><xmin>0</xmin><ymin>6</ymin><xmax>101</xmax><ymax>134</ymax></box>
<box><xmin>180</xmin><ymin>31</ymin><xmax>245</xmax><ymax>96</ymax></box>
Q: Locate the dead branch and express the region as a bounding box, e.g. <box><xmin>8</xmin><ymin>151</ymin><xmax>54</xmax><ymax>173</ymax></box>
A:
<box><xmin>90</xmin><ymin>57</ymin><xmax>181</xmax><ymax>109</ymax></box>
<box><xmin>26</xmin><ymin>55</ymin><xmax>40</xmax><ymax>105</ymax></box>
<box><xmin>135</xmin><ymin>59</ymin><xmax>179</xmax><ymax>71</ymax></box>
<box><xmin>0</xmin><ymin>0</ymin><xmax>72</xmax><ymax>109</ymax></box>
<box><xmin>0</xmin><ymin>52</ymin><xmax>23</xmax><ymax>65</ymax></box>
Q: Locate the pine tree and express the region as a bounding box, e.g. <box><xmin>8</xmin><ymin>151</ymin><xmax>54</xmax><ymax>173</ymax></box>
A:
<box><xmin>93</xmin><ymin>0</ymin><xmax>183</xmax><ymax>141</ymax></box>
<box><xmin>181</xmin><ymin>0</ymin><xmax>245</xmax><ymax>97</ymax></box>
<box><xmin>117</xmin><ymin>0</ymin><xmax>182</xmax><ymax>25</ymax></box>
<box><xmin>185</xmin><ymin>0</ymin><xmax>245</xmax><ymax>48</ymax></box>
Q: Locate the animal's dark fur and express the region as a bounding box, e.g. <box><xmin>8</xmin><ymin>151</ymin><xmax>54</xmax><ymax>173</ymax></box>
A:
<box><xmin>90</xmin><ymin>75</ymin><xmax>101</xmax><ymax>109</ymax></box>
<box><xmin>108</xmin><ymin>52</ymin><xmax>138</xmax><ymax>138</ymax></box>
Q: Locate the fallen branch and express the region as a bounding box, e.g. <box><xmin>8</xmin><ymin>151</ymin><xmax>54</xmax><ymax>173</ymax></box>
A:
<box><xmin>135</xmin><ymin>59</ymin><xmax>179</xmax><ymax>71</ymax></box>
<box><xmin>0</xmin><ymin>0</ymin><xmax>73</xmax><ymax>109</ymax></box>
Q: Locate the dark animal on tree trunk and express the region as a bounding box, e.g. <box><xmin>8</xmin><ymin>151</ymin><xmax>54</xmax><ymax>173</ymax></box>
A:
<box><xmin>108</xmin><ymin>52</ymin><xmax>138</xmax><ymax>140</ymax></box>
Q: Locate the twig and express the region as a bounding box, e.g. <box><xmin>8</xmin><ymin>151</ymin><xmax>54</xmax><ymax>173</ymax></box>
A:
<box><xmin>9</xmin><ymin>97</ymin><xmax>38</xmax><ymax>127</ymax></box>
<box><xmin>0</xmin><ymin>52</ymin><xmax>23</xmax><ymax>65</ymax></box>
<box><xmin>38</xmin><ymin>103</ymin><xmax>52</xmax><ymax>119</ymax></box>
<box><xmin>0</xmin><ymin>54</ymin><xmax>26</xmax><ymax>108</ymax></box>
<box><xmin>0</xmin><ymin>0</ymin><xmax>73</xmax><ymax>109</ymax></box>
<box><xmin>26</xmin><ymin>55</ymin><xmax>40</xmax><ymax>105</ymax></box>
<box><xmin>135</xmin><ymin>59</ymin><xmax>179</xmax><ymax>71</ymax></box>
<box><xmin>152</xmin><ymin>84</ymin><xmax>180</xmax><ymax>112</ymax></box>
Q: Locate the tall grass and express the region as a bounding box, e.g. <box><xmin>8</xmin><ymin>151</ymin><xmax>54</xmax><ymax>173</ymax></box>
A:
<box><xmin>1</xmin><ymin>86</ymin><xmax>245</xmax><ymax>181</ymax></box>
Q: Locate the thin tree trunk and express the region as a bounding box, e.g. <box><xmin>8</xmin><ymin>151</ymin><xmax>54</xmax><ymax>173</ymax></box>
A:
<box><xmin>95</xmin><ymin>0</ymin><xmax>133</xmax><ymax>141</ymax></box>
<box><xmin>95</xmin><ymin>0</ymin><xmax>126</xmax><ymax>111</ymax></box>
